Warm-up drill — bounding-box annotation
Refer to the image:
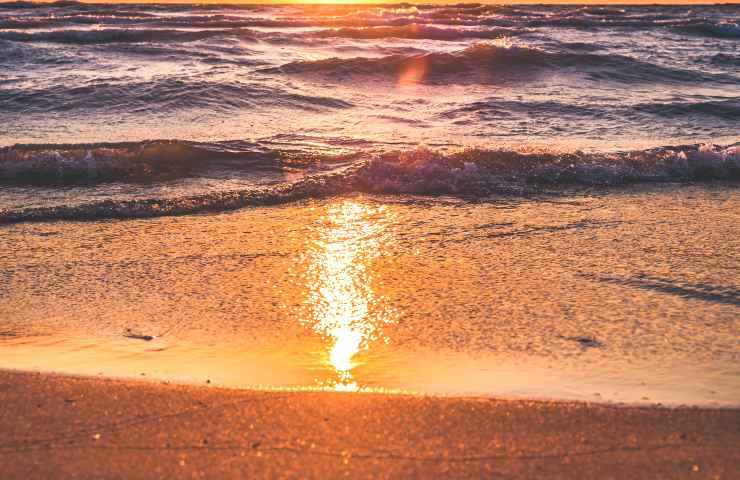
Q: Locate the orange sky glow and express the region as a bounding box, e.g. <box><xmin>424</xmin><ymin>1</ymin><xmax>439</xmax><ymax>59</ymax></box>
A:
<box><xmin>26</xmin><ymin>1</ymin><xmax>739</xmax><ymax>5</ymax></box>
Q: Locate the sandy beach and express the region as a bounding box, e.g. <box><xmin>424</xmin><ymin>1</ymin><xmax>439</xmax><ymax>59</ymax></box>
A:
<box><xmin>1</xmin><ymin>370</ymin><xmax>738</xmax><ymax>479</ymax></box>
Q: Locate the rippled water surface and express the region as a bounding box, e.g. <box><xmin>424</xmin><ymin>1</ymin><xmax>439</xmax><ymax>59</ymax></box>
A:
<box><xmin>1</xmin><ymin>2</ymin><xmax>739</xmax><ymax>218</ymax></box>
<box><xmin>1</xmin><ymin>2</ymin><xmax>739</xmax><ymax>149</ymax></box>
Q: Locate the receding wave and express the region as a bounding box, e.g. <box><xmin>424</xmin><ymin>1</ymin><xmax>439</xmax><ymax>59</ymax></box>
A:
<box><xmin>266</xmin><ymin>43</ymin><xmax>734</xmax><ymax>85</ymax></box>
<box><xmin>1</xmin><ymin>143</ymin><xmax>737</xmax><ymax>224</ymax></box>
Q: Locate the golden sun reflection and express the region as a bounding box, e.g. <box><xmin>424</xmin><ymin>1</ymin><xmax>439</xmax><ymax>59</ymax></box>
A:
<box><xmin>303</xmin><ymin>200</ymin><xmax>394</xmax><ymax>391</ymax></box>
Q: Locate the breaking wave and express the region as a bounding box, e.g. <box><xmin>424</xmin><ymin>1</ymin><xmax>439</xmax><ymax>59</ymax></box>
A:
<box><xmin>0</xmin><ymin>141</ymin><xmax>277</xmax><ymax>183</ymax></box>
<box><xmin>1</xmin><ymin>142</ymin><xmax>737</xmax><ymax>224</ymax></box>
<box><xmin>355</xmin><ymin>143</ymin><xmax>740</xmax><ymax>193</ymax></box>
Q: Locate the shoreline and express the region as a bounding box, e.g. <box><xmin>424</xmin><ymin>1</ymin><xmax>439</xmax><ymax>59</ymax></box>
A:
<box><xmin>1</xmin><ymin>370</ymin><xmax>738</xmax><ymax>478</ymax></box>
<box><xmin>1</xmin><ymin>336</ymin><xmax>737</xmax><ymax>408</ymax></box>
<box><xmin>2</xmin><ymin>179</ymin><xmax>739</xmax><ymax>227</ymax></box>
<box><xmin>3</xmin><ymin>365</ymin><xmax>737</xmax><ymax>411</ymax></box>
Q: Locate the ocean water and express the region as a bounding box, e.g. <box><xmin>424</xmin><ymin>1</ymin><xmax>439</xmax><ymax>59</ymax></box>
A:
<box><xmin>0</xmin><ymin>2</ymin><xmax>739</xmax><ymax>219</ymax></box>
<box><xmin>0</xmin><ymin>3</ymin><xmax>739</xmax><ymax>404</ymax></box>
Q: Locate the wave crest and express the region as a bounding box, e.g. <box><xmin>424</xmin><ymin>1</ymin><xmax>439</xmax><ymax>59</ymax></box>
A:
<box><xmin>310</xmin><ymin>24</ymin><xmax>524</xmax><ymax>41</ymax></box>
<box><xmin>1</xmin><ymin>143</ymin><xmax>737</xmax><ymax>224</ymax></box>
<box><xmin>0</xmin><ymin>27</ymin><xmax>258</xmax><ymax>44</ymax></box>
<box><xmin>675</xmin><ymin>21</ymin><xmax>740</xmax><ymax>39</ymax></box>
<box><xmin>356</xmin><ymin>144</ymin><xmax>740</xmax><ymax>195</ymax></box>
<box><xmin>267</xmin><ymin>43</ymin><xmax>730</xmax><ymax>85</ymax></box>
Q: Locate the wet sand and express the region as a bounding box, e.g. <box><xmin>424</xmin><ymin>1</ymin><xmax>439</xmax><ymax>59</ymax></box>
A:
<box><xmin>1</xmin><ymin>184</ymin><xmax>738</xmax><ymax>404</ymax></box>
<box><xmin>0</xmin><ymin>370</ymin><xmax>738</xmax><ymax>479</ymax></box>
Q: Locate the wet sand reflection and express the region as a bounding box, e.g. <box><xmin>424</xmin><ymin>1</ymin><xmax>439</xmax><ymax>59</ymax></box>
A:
<box><xmin>301</xmin><ymin>200</ymin><xmax>395</xmax><ymax>391</ymax></box>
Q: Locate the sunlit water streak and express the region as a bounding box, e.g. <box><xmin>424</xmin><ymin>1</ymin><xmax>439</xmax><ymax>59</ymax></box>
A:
<box><xmin>301</xmin><ymin>200</ymin><xmax>395</xmax><ymax>391</ymax></box>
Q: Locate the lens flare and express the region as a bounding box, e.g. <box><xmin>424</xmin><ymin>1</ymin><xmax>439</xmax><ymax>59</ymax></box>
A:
<box><xmin>397</xmin><ymin>56</ymin><xmax>428</xmax><ymax>87</ymax></box>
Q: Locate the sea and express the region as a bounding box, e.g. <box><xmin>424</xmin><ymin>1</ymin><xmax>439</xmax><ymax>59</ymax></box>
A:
<box><xmin>1</xmin><ymin>1</ymin><xmax>739</xmax><ymax>216</ymax></box>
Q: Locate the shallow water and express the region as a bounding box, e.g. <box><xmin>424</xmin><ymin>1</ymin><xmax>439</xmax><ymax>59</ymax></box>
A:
<box><xmin>1</xmin><ymin>186</ymin><xmax>738</xmax><ymax>405</ymax></box>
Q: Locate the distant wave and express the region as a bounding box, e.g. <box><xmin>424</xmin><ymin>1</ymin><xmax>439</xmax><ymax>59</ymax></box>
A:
<box><xmin>0</xmin><ymin>1</ymin><xmax>53</xmax><ymax>8</ymax></box>
<box><xmin>523</xmin><ymin>16</ymin><xmax>679</xmax><ymax>30</ymax></box>
<box><xmin>633</xmin><ymin>99</ymin><xmax>740</xmax><ymax>120</ymax></box>
<box><xmin>0</xmin><ymin>78</ymin><xmax>352</xmax><ymax>115</ymax></box>
<box><xmin>0</xmin><ymin>24</ymin><xmax>524</xmax><ymax>45</ymax></box>
<box><xmin>1</xmin><ymin>143</ymin><xmax>737</xmax><ymax>223</ymax></box>
<box><xmin>0</xmin><ymin>15</ymin><xmax>305</xmax><ymax>31</ymax></box>
<box><xmin>710</xmin><ymin>53</ymin><xmax>740</xmax><ymax>66</ymax></box>
<box><xmin>0</xmin><ymin>15</ymin><xmax>475</xmax><ymax>32</ymax></box>
<box><xmin>309</xmin><ymin>25</ymin><xmax>525</xmax><ymax>41</ymax></box>
<box><xmin>0</xmin><ymin>1</ymin><xmax>275</xmax><ymax>12</ymax></box>
<box><xmin>674</xmin><ymin>21</ymin><xmax>740</xmax><ymax>39</ymax></box>
<box><xmin>0</xmin><ymin>27</ymin><xmax>259</xmax><ymax>44</ymax></box>
<box><xmin>445</xmin><ymin>98</ymin><xmax>740</xmax><ymax>121</ymax></box>
<box><xmin>0</xmin><ymin>2</ymin><xmax>737</xmax><ymax>39</ymax></box>
<box><xmin>518</xmin><ymin>14</ymin><xmax>740</xmax><ymax>39</ymax></box>
<box><xmin>266</xmin><ymin>43</ymin><xmax>736</xmax><ymax>85</ymax></box>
